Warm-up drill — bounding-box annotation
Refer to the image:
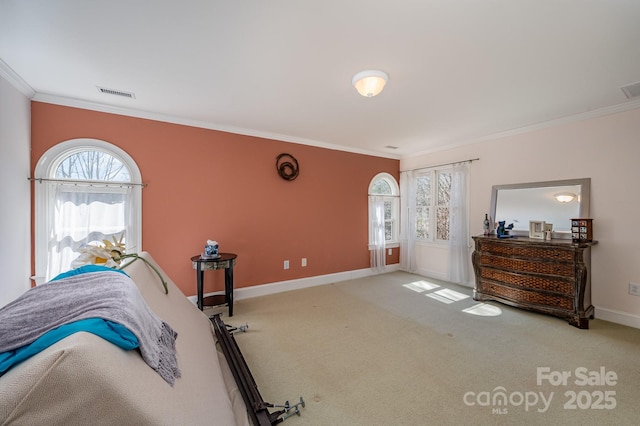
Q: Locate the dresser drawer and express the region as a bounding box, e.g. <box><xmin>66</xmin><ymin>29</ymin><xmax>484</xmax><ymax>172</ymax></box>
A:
<box><xmin>479</xmin><ymin>254</ymin><xmax>575</xmax><ymax>277</ymax></box>
<box><xmin>479</xmin><ymin>241</ymin><xmax>574</xmax><ymax>262</ymax></box>
<box><xmin>480</xmin><ymin>268</ymin><xmax>574</xmax><ymax>295</ymax></box>
<box><xmin>479</xmin><ymin>281</ymin><xmax>574</xmax><ymax>311</ymax></box>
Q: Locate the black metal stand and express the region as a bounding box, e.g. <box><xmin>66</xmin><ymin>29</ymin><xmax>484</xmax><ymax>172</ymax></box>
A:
<box><xmin>210</xmin><ymin>314</ymin><xmax>304</xmax><ymax>425</ymax></box>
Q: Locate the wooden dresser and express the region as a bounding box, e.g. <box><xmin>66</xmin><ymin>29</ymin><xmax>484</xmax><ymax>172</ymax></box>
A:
<box><xmin>471</xmin><ymin>235</ymin><xmax>595</xmax><ymax>329</ymax></box>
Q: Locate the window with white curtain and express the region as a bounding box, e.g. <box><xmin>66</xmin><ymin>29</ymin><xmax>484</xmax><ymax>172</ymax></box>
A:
<box><xmin>368</xmin><ymin>173</ymin><xmax>399</xmax><ymax>246</ymax></box>
<box><xmin>368</xmin><ymin>172</ymin><xmax>399</xmax><ymax>272</ymax></box>
<box><xmin>401</xmin><ymin>162</ymin><xmax>470</xmax><ymax>284</ymax></box>
<box><xmin>33</xmin><ymin>139</ymin><xmax>142</xmax><ymax>283</ymax></box>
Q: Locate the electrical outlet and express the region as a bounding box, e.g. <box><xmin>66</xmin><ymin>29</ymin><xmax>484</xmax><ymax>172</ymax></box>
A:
<box><xmin>284</xmin><ymin>260</ymin><xmax>289</xmax><ymax>270</ymax></box>
<box><xmin>629</xmin><ymin>282</ymin><xmax>640</xmax><ymax>296</ymax></box>
<box><xmin>388</xmin><ymin>248</ymin><xmax>392</xmax><ymax>255</ymax></box>
<box><xmin>301</xmin><ymin>258</ymin><xmax>307</xmax><ymax>267</ymax></box>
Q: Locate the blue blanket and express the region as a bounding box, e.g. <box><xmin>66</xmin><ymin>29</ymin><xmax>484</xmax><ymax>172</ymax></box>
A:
<box><xmin>0</xmin><ymin>318</ymin><xmax>138</xmax><ymax>374</ymax></box>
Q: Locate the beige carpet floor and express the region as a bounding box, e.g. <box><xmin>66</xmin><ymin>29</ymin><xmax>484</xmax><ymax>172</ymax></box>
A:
<box><xmin>207</xmin><ymin>271</ymin><xmax>640</xmax><ymax>426</ymax></box>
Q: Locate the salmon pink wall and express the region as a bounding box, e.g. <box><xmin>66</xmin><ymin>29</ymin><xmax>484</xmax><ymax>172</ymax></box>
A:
<box><xmin>31</xmin><ymin>102</ymin><xmax>399</xmax><ymax>296</ymax></box>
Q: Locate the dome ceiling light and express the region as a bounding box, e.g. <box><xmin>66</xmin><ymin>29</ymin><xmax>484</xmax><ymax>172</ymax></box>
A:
<box><xmin>352</xmin><ymin>70</ymin><xmax>389</xmax><ymax>97</ymax></box>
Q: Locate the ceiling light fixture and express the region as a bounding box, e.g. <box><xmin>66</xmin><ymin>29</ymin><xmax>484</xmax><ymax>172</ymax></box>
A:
<box><xmin>352</xmin><ymin>70</ymin><xmax>388</xmax><ymax>97</ymax></box>
<box><xmin>554</xmin><ymin>192</ymin><xmax>576</xmax><ymax>203</ymax></box>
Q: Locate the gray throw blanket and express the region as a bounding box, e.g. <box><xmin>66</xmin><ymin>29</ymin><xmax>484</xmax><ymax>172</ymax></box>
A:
<box><xmin>0</xmin><ymin>271</ymin><xmax>180</xmax><ymax>385</ymax></box>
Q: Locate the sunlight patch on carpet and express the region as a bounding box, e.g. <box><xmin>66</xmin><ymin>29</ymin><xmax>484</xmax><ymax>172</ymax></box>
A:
<box><xmin>462</xmin><ymin>303</ymin><xmax>502</xmax><ymax>316</ymax></box>
<box><xmin>402</xmin><ymin>280</ymin><xmax>440</xmax><ymax>293</ymax></box>
<box><xmin>425</xmin><ymin>288</ymin><xmax>470</xmax><ymax>304</ymax></box>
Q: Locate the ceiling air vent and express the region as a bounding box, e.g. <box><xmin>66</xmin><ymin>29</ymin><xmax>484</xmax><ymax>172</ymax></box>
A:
<box><xmin>97</xmin><ymin>86</ymin><xmax>135</xmax><ymax>99</ymax></box>
<box><xmin>620</xmin><ymin>82</ymin><xmax>640</xmax><ymax>99</ymax></box>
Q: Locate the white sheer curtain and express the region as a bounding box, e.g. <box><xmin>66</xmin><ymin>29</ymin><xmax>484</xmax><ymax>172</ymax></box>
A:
<box><xmin>400</xmin><ymin>170</ymin><xmax>417</xmax><ymax>273</ymax></box>
<box><xmin>369</xmin><ymin>195</ymin><xmax>386</xmax><ymax>272</ymax></box>
<box><xmin>46</xmin><ymin>182</ymin><xmax>133</xmax><ymax>280</ymax></box>
<box><xmin>447</xmin><ymin>162</ymin><xmax>470</xmax><ymax>284</ymax></box>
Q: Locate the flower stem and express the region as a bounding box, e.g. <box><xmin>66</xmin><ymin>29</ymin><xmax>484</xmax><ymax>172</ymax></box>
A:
<box><xmin>118</xmin><ymin>254</ymin><xmax>168</xmax><ymax>294</ymax></box>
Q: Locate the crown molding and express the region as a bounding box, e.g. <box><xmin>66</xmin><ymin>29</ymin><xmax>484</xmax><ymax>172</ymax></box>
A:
<box><xmin>31</xmin><ymin>92</ymin><xmax>401</xmax><ymax>160</ymax></box>
<box><xmin>0</xmin><ymin>58</ymin><xmax>35</xmax><ymax>98</ymax></box>
<box><xmin>404</xmin><ymin>99</ymin><xmax>640</xmax><ymax>159</ymax></box>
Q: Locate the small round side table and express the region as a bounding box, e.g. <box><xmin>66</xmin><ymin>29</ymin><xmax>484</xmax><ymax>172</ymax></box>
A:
<box><xmin>191</xmin><ymin>253</ymin><xmax>237</xmax><ymax>316</ymax></box>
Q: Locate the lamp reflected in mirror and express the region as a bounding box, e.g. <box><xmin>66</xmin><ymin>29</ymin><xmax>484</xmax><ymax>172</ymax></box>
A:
<box><xmin>554</xmin><ymin>192</ymin><xmax>576</xmax><ymax>203</ymax></box>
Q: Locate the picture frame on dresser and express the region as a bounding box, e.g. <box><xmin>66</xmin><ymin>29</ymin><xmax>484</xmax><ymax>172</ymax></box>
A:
<box><xmin>529</xmin><ymin>221</ymin><xmax>546</xmax><ymax>239</ymax></box>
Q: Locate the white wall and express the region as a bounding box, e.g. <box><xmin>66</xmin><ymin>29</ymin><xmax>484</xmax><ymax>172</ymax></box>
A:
<box><xmin>414</xmin><ymin>242</ymin><xmax>449</xmax><ymax>281</ymax></box>
<box><xmin>0</xmin><ymin>74</ymin><xmax>31</xmax><ymax>307</ymax></box>
<box><xmin>402</xmin><ymin>107</ymin><xmax>640</xmax><ymax>328</ymax></box>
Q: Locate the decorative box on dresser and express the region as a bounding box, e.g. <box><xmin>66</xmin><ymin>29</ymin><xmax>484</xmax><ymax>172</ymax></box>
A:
<box><xmin>472</xmin><ymin>235</ymin><xmax>596</xmax><ymax>329</ymax></box>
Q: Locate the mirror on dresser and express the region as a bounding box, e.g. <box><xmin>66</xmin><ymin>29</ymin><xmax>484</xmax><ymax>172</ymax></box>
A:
<box><xmin>489</xmin><ymin>178</ymin><xmax>591</xmax><ymax>239</ymax></box>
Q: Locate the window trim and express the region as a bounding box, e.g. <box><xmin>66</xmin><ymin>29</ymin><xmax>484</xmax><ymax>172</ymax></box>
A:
<box><xmin>33</xmin><ymin>139</ymin><xmax>142</xmax><ymax>283</ymax></box>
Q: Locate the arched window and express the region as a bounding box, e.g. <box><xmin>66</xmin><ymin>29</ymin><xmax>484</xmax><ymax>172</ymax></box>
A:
<box><xmin>368</xmin><ymin>172</ymin><xmax>399</xmax><ymax>246</ymax></box>
<box><xmin>33</xmin><ymin>139</ymin><xmax>142</xmax><ymax>282</ymax></box>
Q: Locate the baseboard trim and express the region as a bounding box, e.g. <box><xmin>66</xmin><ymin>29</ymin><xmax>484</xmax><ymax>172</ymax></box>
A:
<box><xmin>187</xmin><ymin>263</ymin><xmax>401</xmax><ymax>304</ymax></box>
<box><xmin>594</xmin><ymin>306</ymin><xmax>640</xmax><ymax>329</ymax></box>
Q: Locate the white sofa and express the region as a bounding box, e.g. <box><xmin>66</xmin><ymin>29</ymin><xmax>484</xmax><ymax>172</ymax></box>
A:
<box><xmin>0</xmin><ymin>252</ymin><xmax>249</xmax><ymax>426</ymax></box>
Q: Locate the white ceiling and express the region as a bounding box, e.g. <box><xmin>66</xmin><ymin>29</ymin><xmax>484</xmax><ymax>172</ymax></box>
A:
<box><xmin>2</xmin><ymin>1</ymin><xmax>640</xmax><ymax>159</ymax></box>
